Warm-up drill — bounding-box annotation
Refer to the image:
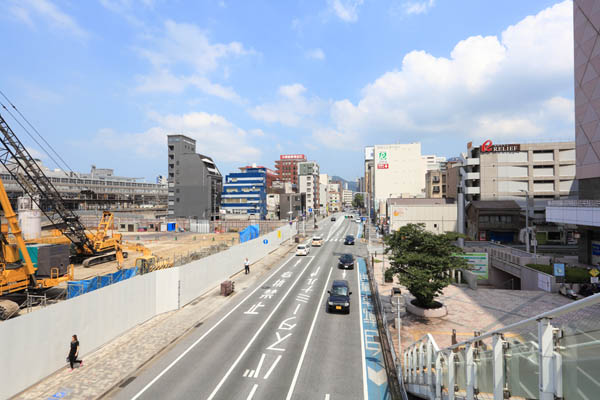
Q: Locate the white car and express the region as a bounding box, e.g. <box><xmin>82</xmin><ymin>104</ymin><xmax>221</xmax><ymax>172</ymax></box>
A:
<box><xmin>354</xmin><ymin>218</ymin><xmax>361</xmax><ymax>223</ymax></box>
<box><xmin>296</xmin><ymin>244</ymin><xmax>310</xmax><ymax>256</ymax></box>
<box><xmin>311</xmin><ymin>236</ymin><xmax>323</xmax><ymax>247</ymax></box>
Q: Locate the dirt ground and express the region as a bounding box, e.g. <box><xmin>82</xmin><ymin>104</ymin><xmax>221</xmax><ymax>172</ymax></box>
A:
<box><xmin>72</xmin><ymin>231</ymin><xmax>239</xmax><ymax>280</ymax></box>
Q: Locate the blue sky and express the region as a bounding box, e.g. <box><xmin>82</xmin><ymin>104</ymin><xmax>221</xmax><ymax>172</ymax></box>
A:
<box><xmin>0</xmin><ymin>0</ymin><xmax>574</xmax><ymax>182</ymax></box>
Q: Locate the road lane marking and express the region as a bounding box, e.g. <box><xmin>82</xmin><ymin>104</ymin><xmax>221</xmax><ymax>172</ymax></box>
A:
<box><xmin>357</xmin><ymin>259</ymin><xmax>368</xmax><ymax>400</ymax></box>
<box><xmin>206</xmin><ymin>259</ymin><xmax>316</xmax><ymax>400</ymax></box>
<box><xmin>294</xmin><ymin>259</ymin><xmax>301</xmax><ymax>267</ymax></box>
<box><xmin>253</xmin><ymin>354</ymin><xmax>266</xmax><ymax>378</ymax></box>
<box><xmin>296</xmin><ymin>293</ymin><xmax>309</xmax><ymax>303</ymax></box>
<box><xmin>325</xmin><ymin>395</ymin><xmax>330</xmax><ymax>400</ymax></box>
<box><xmin>343</xmin><ymin>270</ymin><xmax>347</xmax><ymax>279</ymax></box>
<box><xmin>244</xmin><ymin>302</ymin><xmax>265</xmax><ymax>315</ymax></box>
<box><xmin>247</xmin><ymin>384</ymin><xmax>258</xmax><ymax>400</ymax></box>
<box><xmin>266</xmin><ymin>332</ymin><xmax>292</xmax><ymax>352</ymax></box>
<box><xmin>293</xmin><ymin>303</ymin><xmax>301</xmax><ymax>315</ymax></box>
<box><xmin>129</xmin><ymin>254</ymin><xmax>298</xmax><ymax>400</ymax></box>
<box><xmin>285</xmin><ymin>267</ymin><xmax>334</xmax><ymax>400</ymax></box>
<box><xmin>243</xmin><ymin>369</ymin><xmax>250</xmax><ymax>377</ymax></box>
<box><xmin>263</xmin><ymin>355</ymin><xmax>282</xmax><ymax>380</ymax></box>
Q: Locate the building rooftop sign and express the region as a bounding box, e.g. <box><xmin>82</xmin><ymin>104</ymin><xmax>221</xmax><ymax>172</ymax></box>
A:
<box><xmin>480</xmin><ymin>140</ymin><xmax>520</xmax><ymax>153</ymax></box>
<box><xmin>280</xmin><ymin>154</ymin><xmax>306</xmax><ymax>160</ymax></box>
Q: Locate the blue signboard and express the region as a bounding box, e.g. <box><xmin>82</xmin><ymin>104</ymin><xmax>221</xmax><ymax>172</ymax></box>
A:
<box><xmin>308</xmin><ymin>207</ymin><xmax>312</xmax><ymax>213</ymax></box>
<box><xmin>553</xmin><ymin>263</ymin><xmax>565</xmax><ymax>277</ymax></box>
<box><xmin>263</xmin><ymin>239</ymin><xmax>268</xmax><ymax>244</ymax></box>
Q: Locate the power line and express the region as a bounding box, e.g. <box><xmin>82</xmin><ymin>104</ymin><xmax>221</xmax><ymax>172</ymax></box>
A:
<box><xmin>0</xmin><ymin>102</ymin><xmax>70</xmax><ymax>178</ymax></box>
<box><xmin>0</xmin><ymin>90</ymin><xmax>74</xmax><ymax>174</ymax></box>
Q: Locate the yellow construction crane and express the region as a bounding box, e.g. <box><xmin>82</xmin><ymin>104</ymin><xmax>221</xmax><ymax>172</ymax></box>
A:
<box><xmin>0</xmin><ymin>176</ymin><xmax>73</xmax><ymax>319</ymax></box>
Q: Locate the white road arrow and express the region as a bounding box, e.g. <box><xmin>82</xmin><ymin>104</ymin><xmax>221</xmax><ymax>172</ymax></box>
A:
<box><xmin>367</xmin><ymin>366</ymin><xmax>387</xmax><ymax>386</ymax></box>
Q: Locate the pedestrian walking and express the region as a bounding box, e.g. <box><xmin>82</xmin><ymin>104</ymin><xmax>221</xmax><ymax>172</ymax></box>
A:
<box><xmin>67</xmin><ymin>334</ymin><xmax>83</xmax><ymax>370</ymax></box>
<box><xmin>244</xmin><ymin>258</ymin><xmax>250</xmax><ymax>274</ymax></box>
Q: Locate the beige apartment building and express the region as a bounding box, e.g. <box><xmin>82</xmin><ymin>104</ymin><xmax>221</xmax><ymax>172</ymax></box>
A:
<box><xmin>464</xmin><ymin>141</ymin><xmax>577</xmax><ymax>202</ymax></box>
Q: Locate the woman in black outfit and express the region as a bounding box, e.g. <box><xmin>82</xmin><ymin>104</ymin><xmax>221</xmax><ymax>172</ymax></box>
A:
<box><xmin>68</xmin><ymin>334</ymin><xmax>82</xmax><ymax>370</ymax></box>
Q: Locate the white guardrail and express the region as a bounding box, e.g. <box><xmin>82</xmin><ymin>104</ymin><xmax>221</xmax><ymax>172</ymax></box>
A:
<box><xmin>403</xmin><ymin>292</ymin><xmax>600</xmax><ymax>400</ymax></box>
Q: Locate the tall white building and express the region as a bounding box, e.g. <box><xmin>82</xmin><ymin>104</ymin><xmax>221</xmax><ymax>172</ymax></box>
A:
<box><xmin>319</xmin><ymin>173</ymin><xmax>329</xmax><ymax>215</ymax></box>
<box><xmin>298</xmin><ymin>161</ymin><xmax>320</xmax><ymax>215</ymax></box>
<box><xmin>373</xmin><ymin>143</ymin><xmax>427</xmax><ymax>206</ymax></box>
<box><xmin>342</xmin><ymin>189</ymin><xmax>353</xmax><ymax>206</ymax></box>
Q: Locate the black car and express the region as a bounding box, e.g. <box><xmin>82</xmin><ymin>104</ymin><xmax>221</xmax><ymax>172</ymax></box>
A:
<box><xmin>331</xmin><ymin>217</ymin><xmax>336</xmax><ymax>221</ymax></box>
<box><xmin>338</xmin><ymin>253</ymin><xmax>355</xmax><ymax>269</ymax></box>
<box><xmin>327</xmin><ymin>280</ymin><xmax>352</xmax><ymax>313</ymax></box>
<box><xmin>344</xmin><ymin>235</ymin><xmax>355</xmax><ymax>245</ymax></box>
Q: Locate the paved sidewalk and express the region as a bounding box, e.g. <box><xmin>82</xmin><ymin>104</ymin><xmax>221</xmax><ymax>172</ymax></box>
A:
<box><xmin>366</xmin><ymin>230</ymin><xmax>600</xmax><ymax>356</ymax></box>
<box><xmin>14</xmin><ymin>242</ymin><xmax>295</xmax><ymax>400</ymax></box>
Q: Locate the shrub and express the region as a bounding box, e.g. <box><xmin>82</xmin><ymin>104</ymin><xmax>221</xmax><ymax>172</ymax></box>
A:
<box><xmin>525</xmin><ymin>263</ymin><xmax>590</xmax><ymax>284</ymax></box>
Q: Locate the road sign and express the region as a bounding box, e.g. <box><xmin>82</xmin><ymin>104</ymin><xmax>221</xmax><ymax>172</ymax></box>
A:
<box><xmin>592</xmin><ymin>277</ymin><xmax>599</xmax><ymax>284</ymax></box>
<box><xmin>263</xmin><ymin>239</ymin><xmax>268</xmax><ymax>244</ymax></box>
<box><xmin>553</xmin><ymin>263</ymin><xmax>565</xmax><ymax>277</ymax></box>
<box><xmin>590</xmin><ymin>268</ymin><xmax>600</xmax><ymax>278</ymax></box>
<box><xmin>308</xmin><ymin>207</ymin><xmax>312</xmax><ymax>213</ymax></box>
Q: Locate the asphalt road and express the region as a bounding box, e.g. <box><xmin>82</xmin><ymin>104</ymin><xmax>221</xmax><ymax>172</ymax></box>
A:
<box><xmin>112</xmin><ymin>215</ymin><xmax>373</xmax><ymax>400</ymax></box>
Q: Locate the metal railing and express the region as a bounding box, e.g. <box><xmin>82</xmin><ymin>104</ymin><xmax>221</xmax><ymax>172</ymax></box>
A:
<box><xmin>402</xmin><ymin>292</ymin><xmax>600</xmax><ymax>399</ymax></box>
<box><xmin>548</xmin><ymin>199</ymin><xmax>600</xmax><ymax>208</ymax></box>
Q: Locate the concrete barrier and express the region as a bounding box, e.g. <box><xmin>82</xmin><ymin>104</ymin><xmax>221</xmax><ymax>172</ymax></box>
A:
<box><xmin>0</xmin><ymin>224</ymin><xmax>293</xmax><ymax>399</ymax></box>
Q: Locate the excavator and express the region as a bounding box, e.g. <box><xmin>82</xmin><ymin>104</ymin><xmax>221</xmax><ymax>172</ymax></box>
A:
<box><xmin>0</xmin><ymin>113</ymin><xmax>126</xmax><ymax>267</ymax></box>
<box><xmin>0</xmin><ymin>175</ymin><xmax>73</xmax><ymax>319</ymax></box>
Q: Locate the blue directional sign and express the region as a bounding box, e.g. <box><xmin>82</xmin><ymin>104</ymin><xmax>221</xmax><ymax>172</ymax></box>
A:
<box><xmin>263</xmin><ymin>239</ymin><xmax>268</xmax><ymax>244</ymax></box>
<box><xmin>553</xmin><ymin>263</ymin><xmax>565</xmax><ymax>277</ymax></box>
<box><xmin>308</xmin><ymin>207</ymin><xmax>313</xmax><ymax>213</ymax></box>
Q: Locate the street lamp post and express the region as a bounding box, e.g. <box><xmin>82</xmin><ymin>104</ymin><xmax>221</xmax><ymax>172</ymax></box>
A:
<box><xmin>520</xmin><ymin>189</ymin><xmax>530</xmax><ymax>253</ymax></box>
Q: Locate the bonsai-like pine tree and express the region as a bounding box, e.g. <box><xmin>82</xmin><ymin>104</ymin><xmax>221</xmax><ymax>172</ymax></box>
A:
<box><xmin>384</xmin><ymin>223</ymin><xmax>467</xmax><ymax>309</ymax></box>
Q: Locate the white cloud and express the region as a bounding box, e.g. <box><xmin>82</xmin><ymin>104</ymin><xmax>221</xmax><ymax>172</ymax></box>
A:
<box><xmin>134</xmin><ymin>20</ymin><xmax>250</xmax><ymax>101</ymax></box>
<box><xmin>9</xmin><ymin>0</ymin><xmax>88</xmax><ymax>39</ymax></box>
<box><xmin>306</xmin><ymin>48</ymin><xmax>326</xmax><ymax>60</ymax></box>
<box><xmin>249</xmin><ymin>83</ymin><xmax>325</xmax><ymax>126</ymax></box>
<box><xmin>327</xmin><ymin>0</ymin><xmax>364</xmax><ymax>23</ymax></box>
<box><xmin>403</xmin><ymin>0</ymin><xmax>435</xmax><ymax>15</ymax></box>
<box><xmin>93</xmin><ymin>111</ymin><xmax>261</xmax><ymax>163</ymax></box>
<box><xmin>324</xmin><ymin>0</ymin><xmax>574</xmax><ymax>148</ymax></box>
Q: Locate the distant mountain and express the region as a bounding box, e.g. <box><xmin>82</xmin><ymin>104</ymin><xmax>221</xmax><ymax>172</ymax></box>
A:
<box><xmin>331</xmin><ymin>176</ymin><xmax>358</xmax><ymax>192</ymax></box>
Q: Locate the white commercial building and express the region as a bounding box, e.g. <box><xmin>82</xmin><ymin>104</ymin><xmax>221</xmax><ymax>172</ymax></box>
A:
<box><xmin>373</xmin><ymin>142</ymin><xmax>427</xmax><ymax>208</ymax></box>
<box><xmin>342</xmin><ymin>189</ymin><xmax>353</xmax><ymax>206</ymax></box>
<box><xmin>319</xmin><ymin>173</ymin><xmax>329</xmax><ymax>215</ymax></box>
<box><xmin>328</xmin><ymin>183</ymin><xmax>341</xmax><ymax>212</ymax></box>
<box><xmin>299</xmin><ymin>174</ymin><xmax>317</xmax><ymax>215</ymax></box>
<box><xmin>387</xmin><ymin>198</ymin><xmax>458</xmax><ymax>234</ymax></box>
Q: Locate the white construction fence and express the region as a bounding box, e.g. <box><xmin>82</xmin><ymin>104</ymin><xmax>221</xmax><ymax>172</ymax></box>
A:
<box><xmin>0</xmin><ymin>224</ymin><xmax>293</xmax><ymax>399</ymax></box>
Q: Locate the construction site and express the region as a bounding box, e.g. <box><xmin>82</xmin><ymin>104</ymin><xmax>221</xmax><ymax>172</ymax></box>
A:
<box><xmin>0</xmin><ymin>96</ymin><xmax>285</xmax><ymax>321</ymax></box>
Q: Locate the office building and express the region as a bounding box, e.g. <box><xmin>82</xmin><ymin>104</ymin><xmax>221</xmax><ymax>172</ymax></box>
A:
<box><xmin>298</xmin><ymin>161</ymin><xmax>320</xmax><ymax>215</ymax></box>
<box><xmin>463</xmin><ymin>140</ymin><xmax>577</xmax><ymax>202</ymax></box>
<box><xmin>319</xmin><ymin>173</ymin><xmax>329</xmax><ymax>215</ymax></box>
<box><xmin>422</xmin><ymin>155</ymin><xmax>447</xmax><ymax>171</ymax></box>
<box><xmin>279</xmin><ymin>193</ymin><xmax>306</xmax><ymax>220</ymax></box>
<box><xmin>167</xmin><ymin>134</ymin><xmax>222</xmax><ymax>219</ymax></box>
<box><xmin>239</xmin><ymin>165</ymin><xmax>277</xmax><ymax>189</ymax></box>
<box><xmin>274</xmin><ymin>154</ymin><xmax>307</xmax><ymax>186</ymax></box>
<box><xmin>342</xmin><ymin>189</ymin><xmax>353</xmax><ymax>206</ymax></box>
<box><xmin>372</xmin><ymin>143</ymin><xmax>427</xmax><ymax>202</ymax></box>
<box><xmin>546</xmin><ymin>0</ymin><xmax>600</xmax><ymax>264</ymax></box>
<box><xmin>364</xmin><ymin>146</ymin><xmax>375</xmax><ymax>219</ymax></box>
<box><xmin>221</xmin><ymin>167</ymin><xmax>267</xmax><ymax>219</ymax></box>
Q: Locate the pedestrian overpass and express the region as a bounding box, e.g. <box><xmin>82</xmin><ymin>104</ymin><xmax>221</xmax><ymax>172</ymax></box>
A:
<box><xmin>401</xmin><ymin>292</ymin><xmax>600</xmax><ymax>399</ymax></box>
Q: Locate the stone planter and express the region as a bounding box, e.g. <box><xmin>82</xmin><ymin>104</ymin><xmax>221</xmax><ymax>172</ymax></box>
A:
<box><xmin>405</xmin><ymin>298</ymin><xmax>448</xmax><ymax>318</ymax></box>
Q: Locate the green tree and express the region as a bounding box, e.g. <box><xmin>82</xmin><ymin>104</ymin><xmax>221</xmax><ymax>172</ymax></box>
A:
<box><xmin>384</xmin><ymin>223</ymin><xmax>467</xmax><ymax>309</ymax></box>
<box><xmin>352</xmin><ymin>193</ymin><xmax>364</xmax><ymax>209</ymax></box>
